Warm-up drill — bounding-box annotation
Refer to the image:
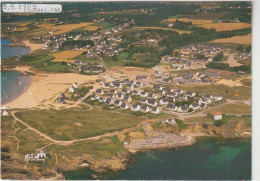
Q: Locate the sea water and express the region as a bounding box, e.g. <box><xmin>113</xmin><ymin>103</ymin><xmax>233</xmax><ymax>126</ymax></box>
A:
<box><xmin>1</xmin><ymin>39</ymin><xmax>32</xmax><ymax>104</ymax></box>
<box><xmin>63</xmin><ymin>137</ymin><xmax>251</xmax><ymax>180</ymax></box>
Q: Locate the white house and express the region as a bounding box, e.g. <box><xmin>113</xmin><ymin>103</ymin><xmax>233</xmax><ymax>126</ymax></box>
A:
<box><xmin>165</xmin><ymin>118</ymin><xmax>176</xmax><ymax>124</ymax></box>
<box><xmin>140</xmin><ymin>105</ymin><xmax>151</xmax><ymax>113</ymax></box>
<box><xmin>159</xmin><ymin>98</ymin><xmax>169</xmax><ymax>105</ymax></box>
<box><xmin>123</xmin><ymin>95</ymin><xmax>132</xmax><ymax>102</ymax></box>
<box><xmin>114</xmin><ymin>99</ymin><xmax>122</xmax><ymax>107</ymax></box>
<box><xmin>25</xmin><ymin>153</ymin><xmax>34</xmax><ymax>162</ymax></box>
<box><xmin>35</xmin><ymin>150</ymin><xmax>46</xmax><ymax>160</ymax></box>
<box><xmin>2</xmin><ymin>110</ymin><xmax>9</xmax><ymax>116</ymax></box>
<box><xmin>68</xmin><ymin>86</ymin><xmax>75</xmax><ymax>93</ymax></box>
<box><xmin>214</xmin><ymin>95</ymin><xmax>223</xmax><ymax>101</ymax></box>
<box><xmin>131</xmin><ymin>104</ymin><xmax>140</xmax><ymax>112</ymax></box>
<box><xmin>151</xmin><ymin>107</ymin><xmax>160</xmax><ymax>114</ymax></box>
<box><xmin>213</xmin><ymin>111</ymin><xmax>222</xmax><ymax>121</ymax></box>
<box><xmin>103</xmin><ymin>82</ymin><xmax>110</xmax><ymax>89</ymax></box>
<box><xmin>121</xmin><ymin>103</ymin><xmax>129</xmax><ymax>110</ymax></box>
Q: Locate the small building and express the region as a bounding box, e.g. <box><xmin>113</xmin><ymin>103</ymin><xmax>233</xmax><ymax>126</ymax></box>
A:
<box><xmin>2</xmin><ymin>109</ymin><xmax>9</xmax><ymax>116</ymax></box>
<box><xmin>25</xmin><ymin>154</ymin><xmax>34</xmax><ymax>162</ymax></box>
<box><xmin>165</xmin><ymin>118</ymin><xmax>176</xmax><ymax>124</ymax></box>
<box><xmin>131</xmin><ymin>104</ymin><xmax>140</xmax><ymax>112</ymax></box>
<box><xmin>213</xmin><ymin>111</ymin><xmax>222</xmax><ymax>121</ymax></box>
<box><xmin>140</xmin><ymin>105</ymin><xmax>151</xmax><ymax>113</ymax></box>
<box><xmin>68</xmin><ymin>86</ymin><xmax>75</xmax><ymax>93</ymax></box>
<box><xmin>151</xmin><ymin>107</ymin><xmax>160</xmax><ymax>114</ymax></box>
<box><xmin>103</xmin><ymin>82</ymin><xmax>110</xmax><ymax>89</ymax></box>
<box><xmin>35</xmin><ymin>150</ymin><xmax>46</xmax><ymax>160</ymax></box>
<box><xmin>121</xmin><ymin>103</ymin><xmax>129</xmax><ymax>110</ymax></box>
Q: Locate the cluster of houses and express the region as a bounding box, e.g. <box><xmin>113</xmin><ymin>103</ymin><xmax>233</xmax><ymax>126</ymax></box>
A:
<box><xmin>173</xmin><ymin>71</ymin><xmax>219</xmax><ymax>85</ymax></box>
<box><xmin>67</xmin><ymin>60</ymin><xmax>104</xmax><ymax>74</ymax></box>
<box><xmin>162</xmin><ymin>56</ymin><xmax>192</xmax><ymax>69</ymax></box>
<box><xmin>95</xmin><ymin>38</ymin><xmax>124</xmax><ymax>58</ymax></box>
<box><xmin>25</xmin><ymin>150</ymin><xmax>47</xmax><ymax>162</ymax></box>
<box><xmin>236</xmin><ymin>52</ymin><xmax>251</xmax><ymax>60</ymax></box>
<box><xmin>56</xmin><ymin>82</ymin><xmax>78</xmax><ymax>103</ymax></box>
<box><xmin>132</xmin><ymin>38</ymin><xmax>158</xmax><ymax>45</ymax></box>
<box><xmin>181</xmin><ymin>44</ymin><xmax>225</xmax><ymax>56</ymax></box>
<box><xmin>89</xmin><ymin>77</ymin><xmax>223</xmax><ymax>114</ymax></box>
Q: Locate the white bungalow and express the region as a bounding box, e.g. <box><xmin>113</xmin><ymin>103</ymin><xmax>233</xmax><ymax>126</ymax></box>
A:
<box><xmin>214</xmin><ymin>95</ymin><xmax>223</xmax><ymax>101</ymax></box>
<box><xmin>121</xmin><ymin>103</ymin><xmax>129</xmax><ymax>110</ymax></box>
<box><xmin>165</xmin><ymin>118</ymin><xmax>176</xmax><ymax>124</ymax></box>
<box><xmin>159</xmin><ymin>98</ymin><xmax>169</xmax><ymax>105</ymax></box>
<box><xmin>103</xmin><ymin>82</ymin><xmax>110</xmax><ymax>89</ymax></box>
<box><xmin>151</xmin><ymin>107</ymin><xmax>160</xmax><ymax>114</ymax></box>
<box><xmin>2</xmin><ymin>109</ymin><xmax>9</xmax><ymax>116</ymax></box>
<box><xmin>131</xmin><ymin>104</ymin><xmax>141</xmax><ymax>112</ymax></box>
<box><xmin>140</xmin><ymin>105</ymin><xmax>151</xmax><ymax>113</ymax></box>
<box><xmin>68</xmin><ymin>87</ymin><xmax>75</xmax><ymax>93</ymax></box>
<box><xmin>35</xmin><ymin>150</ymin><xmax>46</xmax><ymax>160</ymax></box>
<box><xmin>114</xmin><ymin>99</ymin><xmax>122</xmax><ymax>107</ymax></box>
<box><xmin>25</xmin><ymin>154</ymin><xmax>34</xmax><ymax>162</ymax></box>
<box><xmin>123</xmin><ymin>95</ymin><xmax>132</xmax><ymax>102</ymax></box>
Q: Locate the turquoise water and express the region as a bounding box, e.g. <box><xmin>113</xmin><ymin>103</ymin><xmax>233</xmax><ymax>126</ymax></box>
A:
<box><xmin>1</xmin><ymin>39</ymin><xmax>30</xmax><ymax>59</ymax></box>
<box><xmin>1</xmin><ymin>39</ymin><xmax>32</xmax><ymax>104</ymax></box>
<box><xmin>63</xmin><ymin>137</ymin><xmax>251</xmax><ymax>180</ymax></box>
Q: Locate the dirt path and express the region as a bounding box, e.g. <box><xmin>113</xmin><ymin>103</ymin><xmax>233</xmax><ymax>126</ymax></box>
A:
<box><xmin>225</xmin><ymin>53</ymin><xmax>242</xmax><ymax>67</ymax></box>
<box><xmin>11</xmin><ymin>111</ymin><xmax>147</xmax><ymax>146</ymax></box>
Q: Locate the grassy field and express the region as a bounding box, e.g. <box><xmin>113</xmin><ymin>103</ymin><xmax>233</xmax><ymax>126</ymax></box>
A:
<box><xmin>27</xmin><ymin>22</ymin><xmax>99</xmax><ymax>36</ymax></box>
<box><xmin>185</xmin><ymin>116</ymin><xmax>213</xmax><ymax>123</ymax></box>
<box><xmin>163</xmin><ymin>18</ymin><xmax>213</xmax><ymax>25</ymax></box>
<box><xmin>51</xmin><ymin>50</ymin><xmax>85</xmax><ymax>63</ymax></box>
<box><xmin>118</xmin><ymin>52</ymin><xmax>130</xmax><ymax>60</ymax></box>
<box><xmin>198</xmin><ymin>23</ymin><xmax>251</xmax><ymax>32</ymax></box>
<box><xmin>15</xmin><ymin>106</ymin><xmax>143</xmax><ymax>141</ymax></box>
<box><xmin>73</xmin><ymin>54</ymin><xmax>100</xmax><ymax>63</ymax></box>
<box><xmin>132</xmin><ymin>26</ymin><xmax>192</xmax><ymax>34</ymax></box>
<box><xmin>174</xmin><ymin>84</ymin><xmax>251</xmax><ymax>99</ymax></box>
<box><xmin>1</xmin><ymin>114</ymin><xmax>127</xmax><ymax>174</ymax></box>
<box><xmin>210</xmin><ymin>33</ymin><xmax>251</xmax><ymax>44</ymax></box>
<box><xmin>206</xmin><ymin>103</ymin><xmax>251</xmax><ymax>115</ymax></box>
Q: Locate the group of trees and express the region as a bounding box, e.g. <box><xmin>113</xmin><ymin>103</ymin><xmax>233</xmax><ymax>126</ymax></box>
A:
<box><xmin>236</xmin><ymin>45</ymin><xmax>251</xmax><ymax>52</ymax></box>
<box><xmin>213</xmin><ymin>52</ymin><xmax>224</xmax><ymax>61</ymax></box>
<box><xmin>206</xmin><ymin>62</ymin><xmax>251</xmax><ymax>73</ymax></box>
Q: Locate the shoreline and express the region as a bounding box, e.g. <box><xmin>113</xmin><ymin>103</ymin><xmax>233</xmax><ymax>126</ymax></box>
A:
<box><xmin>22</xmin><ymin>40</ymin><xmax>45</xmax><ymax>53</ymax></box>
<box><xmin>62</xmin><ymin>135</ymin><xmax>251</xmax><ymax>180</ymax></box>
<box><xmin>1</xmin><ymin>67</ymin><xmax>34</xmax><ymax>106</ymax></box>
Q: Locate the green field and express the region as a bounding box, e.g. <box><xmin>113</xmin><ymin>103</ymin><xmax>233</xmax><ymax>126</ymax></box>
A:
<box><xmin>73</xmin><ymin>54</ymin><xmax>101</xmax><ymax>63</ymax></box>
<box><xmin>185</xmin><ymin>116</ymin><xmax>213</xmax><ymax>123</ymax></box>
<box><xmin>15</xmin><ymin>106</ymin><xmax>143</xmax><ymax>141</ymax></box>
<box><xmin>118</xmin><ymin>52</ymin><xmax>130</xmax><ymax>60</ymax></box>
<box><xmin>206</xmin><ymin>103</ymin><xmax>251</xmax><ymax>115</ymax></box>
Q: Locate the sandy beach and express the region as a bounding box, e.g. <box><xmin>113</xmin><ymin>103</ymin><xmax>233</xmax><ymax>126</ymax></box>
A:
<box><xmin>3</xmin><ymin>67</ymin><xmax>100</xmax><ymax>109</ymax></box>
<box><xmin>22</xmin><ymin>40</ymin><xmax>45</xmax><ymax>53</ymax></box>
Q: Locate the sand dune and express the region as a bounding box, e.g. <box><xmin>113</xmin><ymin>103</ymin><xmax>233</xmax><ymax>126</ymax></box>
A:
<box><xmin>4</xmin><ymin>67</ymin><xmax>99</xmax><ymax>109</ymax></box>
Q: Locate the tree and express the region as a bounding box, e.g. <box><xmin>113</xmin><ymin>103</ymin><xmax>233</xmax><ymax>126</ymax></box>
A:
<box><xmin>112</xmin><ymin>55</ymin><xmax>118</xmax><ymax>61</ymax></box>
<box><xmin>213</xmin><ymin>52</ymin><xmax>224</xmax><ymax>61</ymax></box>
<box><xmin>188</xmin><ymin>108</ymin><xmax>193</xmax><ymax>112</ymax></box>
<box><xmin>174</xmin><ymin>51</ymin><xmax>180</xmax><ymax>57</ymax></box>
<box><xmin>236</xmin><ymin>45</ymin><xmax>244</xmax><ymax>52</ymax></box>
<box><xmin>245</xmin><ymin>45</ymin><xmax>251</xmax><ymax>52</ymax></box>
